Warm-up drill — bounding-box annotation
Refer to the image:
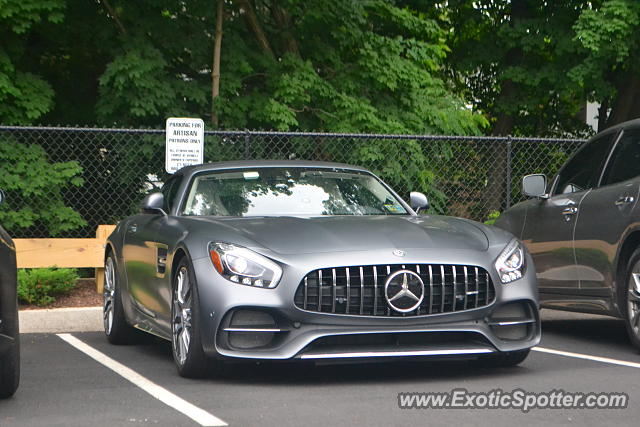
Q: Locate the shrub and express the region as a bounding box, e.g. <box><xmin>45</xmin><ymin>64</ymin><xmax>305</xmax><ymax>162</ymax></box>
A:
<box><xmin>17</xmin><ymin>268</ymin><xmax>79</xmax><ymax>307</ymax></box>
<box><xmin>484</xmin><ymin>210</ymin><xmax>501</xmax><ymax>226</ymax></box>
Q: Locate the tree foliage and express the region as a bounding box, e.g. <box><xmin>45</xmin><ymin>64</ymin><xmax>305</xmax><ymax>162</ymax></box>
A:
<box><xmin>443</xmin><ymin>0</ymin><xmax>640</xmax><ymax>137</ymax></box>
<box><xmin>3</xmin><ymin>1</ymin><xmax>640</xmax><ymax>231</ymax></box>
<box><xmin>0</xmin><ymin>138</ymin><xmax>85</xmax><ymax>235</ymax></box>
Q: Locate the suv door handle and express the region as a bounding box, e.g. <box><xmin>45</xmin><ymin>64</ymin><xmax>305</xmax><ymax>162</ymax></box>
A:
<box><xmin>562</xmin><ymin>206</ymin><xmax>578</xmax><ymax>216</ymax></box>
<box><xmin>615</xmin><ymin>196</ymin><xmax>635</xmax><ymax>206</ymax></box>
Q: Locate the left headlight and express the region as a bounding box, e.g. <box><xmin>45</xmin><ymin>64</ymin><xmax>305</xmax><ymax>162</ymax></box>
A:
<box><xmin>209</xmin><ymin>242</ymin><xmax>282</xmax><ymax>288</ymax></box>
<box><xmin>495</xmin><ymin>239</ymin><xmax>525</xmax><ymax>284</ymax></box>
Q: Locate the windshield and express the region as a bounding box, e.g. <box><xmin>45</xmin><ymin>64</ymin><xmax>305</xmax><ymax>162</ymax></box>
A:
<box><xmin>181</xmin><ymin>167</ymin><xmax>409</xmax><ymax>217</ymax></box>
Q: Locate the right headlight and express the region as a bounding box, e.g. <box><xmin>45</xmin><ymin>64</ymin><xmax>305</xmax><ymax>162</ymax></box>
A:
<box><xmin>495</xmin><ymin>239</ymin><xmax>525</xmax><ymax>284</ymax></box>
<box><xmin>208</xmin><ymin>242</ymin><xmax>282</xmax><ymax>288</ymax></box>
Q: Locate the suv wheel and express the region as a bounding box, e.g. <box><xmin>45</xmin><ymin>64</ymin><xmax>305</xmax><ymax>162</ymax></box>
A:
<box><xmin>623</xmin><ymin>249</ymin><xmax>640</xmax><ymax>350</ymax></box>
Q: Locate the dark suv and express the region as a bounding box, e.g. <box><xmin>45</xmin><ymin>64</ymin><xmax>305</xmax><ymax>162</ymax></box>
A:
<box><xmin>496</xmin><ymin>118</ymin><xmax>640</xmax><ymax>350</ymax></box>
<box><xmin>0</xmin><ymin>190</ymin><xmax>19</xmax><ymax>398</ymax></box>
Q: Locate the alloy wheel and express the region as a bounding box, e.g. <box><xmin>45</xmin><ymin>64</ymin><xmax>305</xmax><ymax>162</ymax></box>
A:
<box><xmin>173</xmin><ymin>266</ymin><xmax>193</xmax><ymax>366</ymax></box>
<box><xmin>629</xmin><ymin>269</ymin><xmax>640</xmax><ymax>338</ymax></box>
<box><xmin>103</xmin><ymin>257</ymin><xmax>116</xmax><ymax>335</ymax></box>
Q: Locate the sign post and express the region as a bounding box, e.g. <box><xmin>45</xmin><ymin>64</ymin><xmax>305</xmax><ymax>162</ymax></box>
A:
<box><xmin>165</xmin><ymin>117</ymin><xmax>204</xmax><ymax>173</ymax></box>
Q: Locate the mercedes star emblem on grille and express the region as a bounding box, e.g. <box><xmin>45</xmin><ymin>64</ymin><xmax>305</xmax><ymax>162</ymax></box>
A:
<box><xmin>393</xmin><ymin>249</ymin><xmax>406</xmax><ymax>257</ymax></box>
<box><xmin>384</xmin><ymin>270</ymin><xmax>425</xmax><ymax>313</ymax></box>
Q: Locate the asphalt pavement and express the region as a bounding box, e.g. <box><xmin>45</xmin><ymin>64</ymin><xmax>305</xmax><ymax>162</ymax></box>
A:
<box><xmin>1</xmin><ymin>309</ymin><xmax>639</xmax><ymax>427</ymax></box>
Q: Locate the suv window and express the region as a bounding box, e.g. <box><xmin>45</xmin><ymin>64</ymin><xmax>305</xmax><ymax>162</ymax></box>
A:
<box><xmin>161</xmin><ymin>176</ymin><xmax>183</xmax><ymax>212</ymax></box>
<box><xmin>553</xmin><ymin>132</ymin><xmax>616</xmax><ymax>195</ymax></box>
<box><xmin>601</xmin><ymin>128</ymin><xmax>640</xmax><ymax>186</ymax></box>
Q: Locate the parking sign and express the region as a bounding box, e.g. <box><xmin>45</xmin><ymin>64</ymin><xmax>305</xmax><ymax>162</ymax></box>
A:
<box><xmin>165</xmin><ymin>117</ymin><xmax>204</xmax><ymax>173</ymax></box>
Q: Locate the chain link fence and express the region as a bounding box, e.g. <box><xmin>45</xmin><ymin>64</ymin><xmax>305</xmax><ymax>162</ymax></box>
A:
<box><xmin>0</xmin><ymin>126</ymin><xmax>587</xmax><ymax>238</ymax></box>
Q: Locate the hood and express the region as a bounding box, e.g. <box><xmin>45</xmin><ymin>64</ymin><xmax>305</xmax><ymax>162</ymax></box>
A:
<box><xmin>186</xmin><ymin>215</ymin><xmax>490</xmax><ymax>255</ymax></box>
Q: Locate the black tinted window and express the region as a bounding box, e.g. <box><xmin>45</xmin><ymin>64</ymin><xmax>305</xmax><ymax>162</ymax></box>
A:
<box><xmin>601</xmin><ymin>128</ymin><xmax>640</xmax><ymax>186</ymax></box>
<box><xmin>161</xmin><ymin>176</ymin><xmax>183</xmax><ymax>212</ymax></box>
<box><xmin>554</xmin><ymin>132</ymin><xmax>616</xmax><ymax>195</ymax></box>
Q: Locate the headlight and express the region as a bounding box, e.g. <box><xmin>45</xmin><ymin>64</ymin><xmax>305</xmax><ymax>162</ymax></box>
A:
<box><xmin>495</xmin><ymin>239</ymin><xmax>525</xmax><ymax>284</ymax></box>
<box><xmin>209</xmin><ymin>242</ymin><xmax>282</xmax><ymax>288</ymax></box>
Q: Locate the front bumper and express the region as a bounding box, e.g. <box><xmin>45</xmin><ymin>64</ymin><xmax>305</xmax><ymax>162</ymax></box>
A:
<box><xmin>192</xmin><ymin>248</ymin><xmax>540</xmax><ymax>361</ymax></box>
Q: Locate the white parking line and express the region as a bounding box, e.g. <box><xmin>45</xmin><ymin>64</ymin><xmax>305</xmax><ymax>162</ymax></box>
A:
<box><xmin>533</xmin><ymin>346</ymin><xmax>640</xmax><ymax>369</ymax></box>
<box><xmin>57</xmin><ymin>334</ymin><xmax>227</xmax><ymax>427</ymax></box>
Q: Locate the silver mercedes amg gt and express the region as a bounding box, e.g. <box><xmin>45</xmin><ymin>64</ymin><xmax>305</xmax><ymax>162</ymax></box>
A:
<box><xmin>103</xmin><ymin>161</ymin><xmax>540</xmax><ymax>377</ymax></box>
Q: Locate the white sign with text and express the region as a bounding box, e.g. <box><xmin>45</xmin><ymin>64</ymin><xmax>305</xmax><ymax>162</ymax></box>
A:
<box><xmin>165</xmin><ymin>117</ymin><xmax>204</xmax><ymax>173</ymax></box>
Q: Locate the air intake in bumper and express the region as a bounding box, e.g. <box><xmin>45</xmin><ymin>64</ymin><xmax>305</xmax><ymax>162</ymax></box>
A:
<box><xmin>297</xmin><ymin>331</ymin><xmax>495</xmax><ymax>359</ymax></box>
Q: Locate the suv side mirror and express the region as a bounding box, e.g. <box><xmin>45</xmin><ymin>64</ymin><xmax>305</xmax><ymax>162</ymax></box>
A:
<box><xmin>410</xmin><ymin>191</ymin><xmax>429</xmax><ymax>213</ymax></box>
<box><xmin>141</xmin><ymin>192</ymin><xmax>167</xmax><ymax>215</ymax></box>
<box><xmin>522</xmin><ymin>174</ymin><xmax>548</xmax><ymax>198</ymax></box>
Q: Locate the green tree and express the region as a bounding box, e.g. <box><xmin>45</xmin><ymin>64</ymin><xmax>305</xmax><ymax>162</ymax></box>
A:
<box><xmin>570</xmin><ymin>0</ymin><xmax>640</xmax><ymax>129</ymax></box>
<box><xmin>0</xmin><ymin>0</ymin><xmax>87</xmax><ymax>236</ymax></box>
<box><xmin>0</xmin><ymin>0</ymin><xmax>64</xmax><ymax>124</ymax></box>
<box><xmin>0</xmin><ymin>138</ymin><xmax>85</xmax><ymax>235</ymax></box>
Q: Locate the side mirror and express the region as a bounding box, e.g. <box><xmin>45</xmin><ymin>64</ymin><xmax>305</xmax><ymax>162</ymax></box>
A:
<box><xmin>522</xmin><ymin>174</ymin><xmax>548</xmax><ymax>198</ymax></box>
<box><xmin>410</xmin><ymin>191</ymin><xmax>429</xmax><ymax>213</ymax></box>
<box><xmin>141</xmin><ymin>192</ymin><xmax>167</xmax><ymax>215</ymax></box>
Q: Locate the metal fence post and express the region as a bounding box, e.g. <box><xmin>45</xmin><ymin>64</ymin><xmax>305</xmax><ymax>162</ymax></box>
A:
<box><xmin>505</xmin><ymin>136</ymin><xmax>513</xmax><ymax>210</ymax></box>
<box><xmin>244</xmin><ymin>130</ymin><xmax>251</xmax><ymax>160</ymax></box>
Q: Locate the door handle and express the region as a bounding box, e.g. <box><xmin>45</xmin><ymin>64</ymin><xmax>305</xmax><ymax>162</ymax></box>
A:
<box><xmin>127</xmin><ymin>224</ymin><xmax>138</xmax><ymax>233</ymax></box>
<box><xmin>562</xmin><ymin>206</ymin><xmax>578</xmax><ymax>216</ymax></box>
<box><xmin>615</xmin><ymin>196</ymin><xmax>635</xmax><ymax>206</ymax></box>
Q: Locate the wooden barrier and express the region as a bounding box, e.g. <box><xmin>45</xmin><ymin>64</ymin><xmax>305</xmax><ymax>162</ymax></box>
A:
<box><xmin>14</xmin><ymin>225</ymin><xmax>116</xmax><ymax>294</ymax></box>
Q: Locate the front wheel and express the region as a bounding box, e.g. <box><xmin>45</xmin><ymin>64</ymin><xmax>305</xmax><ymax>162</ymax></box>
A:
<box><xmin>623</xmin><ymin>249</ymin><xmax>640</xmax><ymax>350</ymax></box>
<box><xmin>103</xmin><ymin>254</ymin><xmax>139</xmax><ymax>344</ymax></box>
<box><xmin>172</xmin><ymin>257</ymin><xmax>217</xmax><ymax>378</ymax></box>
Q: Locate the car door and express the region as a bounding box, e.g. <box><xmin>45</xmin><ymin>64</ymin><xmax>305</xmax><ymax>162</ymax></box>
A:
<box><xmin>122</xmin><ymin>212</ymin><xmax>165</xmax><ymax>318</ymax></box>
<box><xmin>142</xmin><ymin>175</ymin><xmax>185</xmax><ymax>331</ymax></box>
<box><xmin>574</xmin><ymin>127</ymin><xmax>640</xmax><ymax>290</ymax></box>
<box><xmin>523</xmin><ymin>131</ymin><xmax>617</xmax><ymax>291</ymax></box>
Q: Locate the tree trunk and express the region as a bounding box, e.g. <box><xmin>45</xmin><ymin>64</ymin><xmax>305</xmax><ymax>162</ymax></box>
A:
<box><xmin>605</xmin><ymin>72</ymin><xmax>640</xmax><ymax>128</ymax></box>
<box><xmin>101</xmin><ymin>0</ymin><xmax>127</xmax><ymax>35</ymax></box>
<box><xmin>236</xmin><ymin>0</ymin><xmax>274</xmax><ymax>58</ymax></box>
<box><xmin>271</xmin><ymin>5</ymin><xmax>300</xmax><ymax>57</ymax></box>
<box><xmin>483</xmin><ymin>0</ymin><xmax>528</xmax><ymax>216</ymax></box>
<box><xmin>597</xmin><ymin>98</ymin><xmax>609</xmax><ymax>132</ymax></box>
<box><xmin>211</xmin><ymin>0</ymin><xmax>224</xmax><ymax>126</ymax></box>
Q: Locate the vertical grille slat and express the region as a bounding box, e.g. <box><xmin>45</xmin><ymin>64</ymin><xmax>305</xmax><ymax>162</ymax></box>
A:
<box><xmin>440</xmin><ymin>265</ymin><xmax>445</xmax><ymax>313</ymax></box>
<box><xmin>429</xmin><ymin>266</ymin><xmax>435</xmax><ymax>314</ymax></box>
<box><xmin>475</xmin><ymin>267</ymin><xmax>480</xmax><ymax>308</ymax></box>
<box><xmin>318</xmin><ymin>270</ymin><xmax>322</xmax><ymax>312</ymax></box>
<box><xmin>295</xmin><ymin>264</ymin><xmax>495</xmax><ymax>317</ymax></box>
<box><xmin>303</xmin><ymin>276</ymin><xmax>308</xmax><ymax>310</ymax></box>
<box><xmin>463</xmin><ymin>266</ymin><xmax>468</xmax><ymax>310</ymax></box>
<box><xmin>359</xmin><ymin>266</ymin><xmax>364</xmax><ymax>315</ymax></box>
<box><xmin>485</xmin><ymin>271</ymin><xmax>489</xmax><ymax>306</ymax></box>
<box><xmin>373</xmin><ymin>266</ymin><xmax>379</xmax><ymax>316</ymax></box>
<box><xmin>452</xmin><ymin>265</ymin><xmax>457</xmax><ymax>312</ymax></box>
<box><xmin>331</xmin><ymin>268</ymin><xmax>337</xmax><ymax>313</ymax></box>
<box><xmin>346</xmin><ymin>267</ymin><xmax>351</xmax><ymax>314</ymax></box>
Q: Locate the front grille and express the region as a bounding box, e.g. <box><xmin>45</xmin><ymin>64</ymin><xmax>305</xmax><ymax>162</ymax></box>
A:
<box><xmin>294</xmin><ymin>264</ymin><xmax>495</xmax><ymax>317</ymax></box>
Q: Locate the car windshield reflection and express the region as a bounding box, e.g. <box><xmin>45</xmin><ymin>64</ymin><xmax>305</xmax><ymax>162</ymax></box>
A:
<box><xmin>182</xmin><ymin>167</ymin><xmax>409</xmax><ymax>217</ymax></box>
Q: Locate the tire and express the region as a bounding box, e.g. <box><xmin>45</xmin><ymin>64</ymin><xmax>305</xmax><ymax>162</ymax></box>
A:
<box><xmin>475</xmin><ymin>349</ymin><xmax>530</xmax><ymax>368</ymax></box>
<box><xmin>0</xmin><ymin>337</ymin><xmax>19</xmax><ymax>399</ymax></box>
<box><xmin>171</xmin><ymin>257</ymin><xmax>217</xmax><ymax>378</ymax></box>
<box><xmin>622</xmin><ymin>249</ymin><xmax>640</xmax><ymax>350</ymax></box>
<box><xmin>103</xmin><ymin>254</ymin><xmax>140</xmax><ymax>344</ymax></box>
